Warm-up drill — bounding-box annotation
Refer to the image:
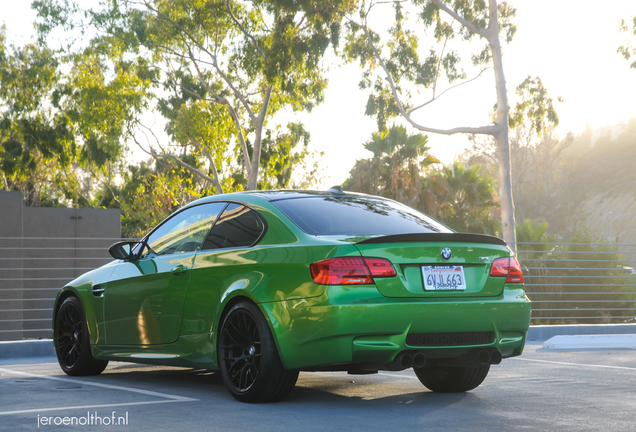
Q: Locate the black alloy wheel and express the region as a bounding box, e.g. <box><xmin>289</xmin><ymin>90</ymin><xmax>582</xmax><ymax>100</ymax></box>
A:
<box><xmin>220</xmin><ymin>308</ymin><xmax>262</xmax><ymax>392</ymax></box>
<box><xmin>219</xmin><ymin>302</ymin><xmax>298</xmax><ymax>402</ymax></box>
<box><xmin>54</xmin><ymin>296</ymin><xmax>108</xmax><ymax>376</ymax></box>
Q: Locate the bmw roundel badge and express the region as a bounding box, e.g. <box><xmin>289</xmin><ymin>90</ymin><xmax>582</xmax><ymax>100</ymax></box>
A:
<box><xmin>441</xmin><ymin>247</ymin><xmax>452</xmax><ymax>260</ymax></box>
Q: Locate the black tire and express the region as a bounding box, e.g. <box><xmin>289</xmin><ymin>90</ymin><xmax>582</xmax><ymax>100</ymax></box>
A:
<box><xmin>218</xmin><ymin>301</ymin><xmax>298</xmax><ymax>403</ymax></box>
<box><xmin>414</xmin><ymin>364</ymin><xmax>490</xmax><ymax>393</ymax></box>
<box><xmin>54</xmin><ymin>296</ymin><xmax>108</xmax><ymax>376</ymax></box>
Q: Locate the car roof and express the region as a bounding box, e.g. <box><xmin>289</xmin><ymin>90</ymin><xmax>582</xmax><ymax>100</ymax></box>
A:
<box><xmin>186</xmin><ymin>189</ymin><xmax>379</xmax><ymax>207</ymax></box>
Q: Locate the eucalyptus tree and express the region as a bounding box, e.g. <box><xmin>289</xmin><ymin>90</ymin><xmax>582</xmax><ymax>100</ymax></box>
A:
<box><xmin>35</xmin><ymin>0</ymin><xmax>354</xmax><ymax>192</ymax></box>
<box><xmin>345</xmin><ymin>0</ymin><xmax>557</xmax><ymax>248</ymax></box>
<box><xmin>619</xmin><ymin>16</ymin><xmax>636</xmax><ymax>68</ymax></box>
<box><xmin>0</xmin><ymin>24</ymin><xmax>142</xmax><ymax>206</ymax></box>
<box><xmin>0</xmin><ymin>26</ymin><xmax>67</xmax><ymax>204</ymax></box>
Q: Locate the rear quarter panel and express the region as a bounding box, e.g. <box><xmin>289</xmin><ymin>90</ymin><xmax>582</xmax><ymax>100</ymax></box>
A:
<box><xmin>179</xmin><ymin>242</ymin><xmax>362</xmax><ymax>335</ymax></box>
<box><xmin>179</xmin><ymin>200</ymin><xmax>362</xmax><ymax>336</ymax></box>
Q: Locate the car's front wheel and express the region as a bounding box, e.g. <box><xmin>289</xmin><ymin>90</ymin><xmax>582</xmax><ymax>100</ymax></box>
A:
<box><xmin>54</xmin><ymin>296</ymin><xmax>108</xmax><ymax>376</ymax></box>
<box><xmin>218</xmin><ymin>301</ymin><xmax>298</xmax><ymax>402</ymax></box>
<box><xmin>414</xmin><ymin>364</ymin><xmax>490</xmax><ymax>393</ymax></box>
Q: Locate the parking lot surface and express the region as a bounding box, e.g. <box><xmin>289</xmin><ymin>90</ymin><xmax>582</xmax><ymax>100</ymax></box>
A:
<box><xmin>1</xmin><ymin>342</ymin><xmax>636</xmax><ymax>431</ymax></box>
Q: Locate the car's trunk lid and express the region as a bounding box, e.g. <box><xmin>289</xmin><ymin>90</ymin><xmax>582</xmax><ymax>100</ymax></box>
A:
<box><xmin>355</xmin><ymin>233</ymin><xmax>512</xmax><ymax>298</ymax></box>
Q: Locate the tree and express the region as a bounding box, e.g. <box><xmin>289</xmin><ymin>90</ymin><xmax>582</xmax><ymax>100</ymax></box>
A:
<box><xmin>345</xmin><ymin>0</ymin><xmax>558</xmax><ymax>249</ymax></box>
<box><xmin>111</xmin><ymin>159</ymin><xmax>203</xmax><ymax>238</ymax></box>
<box><xmin>1</xmin><ymin>26</ymin><xmax>69</xmax><ymax>204</ymax></box>
<box><xmin>343</xmin><ymin>125</ymin><xmax>438</xmax><ymax>207</ymax></box>
<box><xmin>465</xmin><ymin>125</ymin><xmax>574</xmax><ymax>228</ymax></box>
<box><xmin>618</xmin><ymin>16</ymin><xmax>636</xmax><ymax>68</ymax></box>
<box><xmin>424</xmin><ymin>162</ymin><xmax>498</xmax><ymax>234</ymax></box>
<box><xmin>35</xmin><ymin>0</ymin><xmax>354</xmax><ymax>192</ymax></box>
<box><xmin>0</xmin><ymin>24</ymin><xmax>144</xmax><ymax>207</ymax></box>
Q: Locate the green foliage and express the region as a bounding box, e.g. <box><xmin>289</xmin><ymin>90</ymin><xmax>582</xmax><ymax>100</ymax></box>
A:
<box><xmin>424</xmin><ymin>162</ymin><xmax>499</xmax><ymax>234</ymax></box>
<box><xmin>0</xmin><ymin>27</ymin><xmax>77</xmax><ymax>205</ymax></box>
<box><xmin>34</xmin><ymin>0</ymin><xmax>352</xmax><ymax>191</ymax></box>
<box><xmin>258</xmin><ymin>122</ymin><xmax>319</xmax><ymax>189</ymax></box>
<box><xmin>63</xmin><ymin>51</ymin><xmax>150</xmax><ymax>166</ymax></box>
<box><xmin>463</xmin><ymin>124</ymin><xmax>579</xmax><ymax>235</ymax></box>
<box><xmin>1</xmin><ymin>14</ymin><xmax>156</xmax><ymax>206</ymax></box>
<box><xmin>114</xmin><ymin>159</ymin><xmax>206</xmax><ymax>239</ymax></box>
<box><xmin>344</xmin><ymin>127</ymin><xmax>498</xmax><ymax>235</ymax></box>
<box><xmin>343</xmin><ymin>125</ymin><xmax>437</xmax><ymax>207</ymax></box>
<box><xmin>516</xmin><ymin>219</ymin><xmax>555</xmax><ymax>248</ymax></box>
<box><xmin>510</xmin><ymin>76</ymin><xmax>561</xmax><ymax>136</ymax></box>
<box><xmin>344</xmin><ymin>0</ymin><xmax>518</xmax><ymax>130</ymax></box>
<box><xmin>618</xmin><ymin>16</ymin><xmax>636</xmax><ymax>69</ymax></box>
<box><xmin>523</xmin><ymin>230</ymin><xmax>634</xmax><ymax>325</ymax></box>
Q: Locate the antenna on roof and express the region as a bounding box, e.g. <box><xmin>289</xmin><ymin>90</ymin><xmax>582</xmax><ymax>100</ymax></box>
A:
<box><xmin>327</xmin><ymin>185</ymin><xmax>346</xmax><ymax>196</ymax></box>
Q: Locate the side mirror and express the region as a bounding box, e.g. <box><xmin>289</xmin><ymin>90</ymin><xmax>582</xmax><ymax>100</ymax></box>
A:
<box><xmin>108</xmin><ymin>241</ymin><xmax>139</xmax><ymax>261</ymax></box>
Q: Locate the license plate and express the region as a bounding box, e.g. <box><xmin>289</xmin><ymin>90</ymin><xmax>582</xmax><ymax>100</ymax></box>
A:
<box><xmin>422</xmin><ymin>265</ymin><xmax>467</xmax><ymax>290</ymax></box>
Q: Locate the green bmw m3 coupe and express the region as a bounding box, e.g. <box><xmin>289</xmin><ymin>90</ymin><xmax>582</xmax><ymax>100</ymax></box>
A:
<box><xmin>53</xmin><ymin>188</ymin><xmax>531</xmax><ymax>402</ymax></box>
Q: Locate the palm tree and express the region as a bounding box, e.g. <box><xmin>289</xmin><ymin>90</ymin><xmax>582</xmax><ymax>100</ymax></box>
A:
<box><xmin>344</xmin><ymin>126</ymin><xmax>438</xmax><ymax>208</ymax></box>
<box><xmin>424</xmin><ymin>162</ymin><xmax>499</xmax><ymax>234</ymax></box>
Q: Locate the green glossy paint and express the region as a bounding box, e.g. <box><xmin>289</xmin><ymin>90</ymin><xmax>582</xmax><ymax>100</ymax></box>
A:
<box><xmin>53</xmin><ymin>191</ymin><xmax>532</xmax><ymax>373</ymax></box>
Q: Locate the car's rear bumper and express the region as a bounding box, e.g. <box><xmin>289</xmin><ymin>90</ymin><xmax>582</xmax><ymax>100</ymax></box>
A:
<box><xmin>260</xmin><ymin>285</ymin><xmax>531</xmax><ymax>370</ymax></box>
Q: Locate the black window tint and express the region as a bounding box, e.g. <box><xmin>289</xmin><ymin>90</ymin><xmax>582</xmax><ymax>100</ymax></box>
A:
<box><xmin>140</xmin><ymin>202</ymin><xmax>227</xmax><ymax>258</ymax></box>
<box><xmin>273</xmin><ymin>196</ymin><xmax>451</xmax><ymax>236</ymax></box>
<box><xmin>202</xmin><ymin>204</ymin><xmax>265</xmax><ymax>250</ymax></box>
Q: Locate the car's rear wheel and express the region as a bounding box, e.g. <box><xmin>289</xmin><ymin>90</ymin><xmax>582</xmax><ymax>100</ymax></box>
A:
<box><xmin>414</xmin><ymin>364</ymin><xmax>490</xmax><ymax>393</ymax></box>
<box><xmin>54</xmin><ymin>296</ymin><xmax>108</xmax><ymax>376</ymax></box>
<box><xmin>219</xmin><ymin>301</ymin><xmax>298</xmax><ymax>402</ymax></box>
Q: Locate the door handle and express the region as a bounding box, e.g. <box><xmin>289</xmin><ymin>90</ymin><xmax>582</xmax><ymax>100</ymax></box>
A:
<box><xmin>170</xmin><ymin>264</ymin><xmax>189</xmax><ymax>275</ymax></box>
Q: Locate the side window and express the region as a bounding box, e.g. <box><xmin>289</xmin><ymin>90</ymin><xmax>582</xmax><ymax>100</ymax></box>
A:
<box><xmin>141</xmin><ymin>202</ymin><xmax>227</xmax><ymax>258</ymax></box>
<box><xmin>201</xmin><ymin>203</ymin><xmax>265</xmax><ymax>250</ymax></box>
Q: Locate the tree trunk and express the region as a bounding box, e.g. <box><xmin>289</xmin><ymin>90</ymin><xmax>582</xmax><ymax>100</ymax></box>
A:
<box><xmin>488</xmin><ymin>1</ymin><xmax>517</xmax><ymax>251</ymax></box>
<box><xmin>247</xmin><ymin>125</ymin><xmax>262</xmax><ymax>190</ymax></box>
<box><xmin>246</xmin><ymin>86</ymin><xmax>273</xmax><ymax>190</ymax></box>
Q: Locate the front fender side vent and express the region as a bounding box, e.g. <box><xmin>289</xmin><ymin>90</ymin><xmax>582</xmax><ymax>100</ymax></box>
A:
<box><xmin>92</xmin><ymin>284</ymin><xmax>105</xmax><ymax>297</ymax></box>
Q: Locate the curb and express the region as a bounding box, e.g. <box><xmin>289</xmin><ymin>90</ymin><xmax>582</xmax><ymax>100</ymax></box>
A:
<box><xmin>543</xmin><ymin>334</ymin><xmax>636</xmax><ymax>350</ymax></box>
<box><xmin>0</xmin><ymin>340</ymin><xmax>55</xmax><ymax>359</ymax></box>
<box><xmin>527</xmin><ymin>324</ymin><xmax>636</xmax><ymax>341</ymax></box>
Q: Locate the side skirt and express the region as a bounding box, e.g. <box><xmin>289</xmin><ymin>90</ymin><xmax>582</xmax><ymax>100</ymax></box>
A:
<box><xmin>91</xmin><ymin>333</ymin><xmax>218</xmax><ymax>370</ymax></box>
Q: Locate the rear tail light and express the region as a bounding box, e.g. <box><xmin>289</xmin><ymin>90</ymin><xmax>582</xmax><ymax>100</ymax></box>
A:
<box><xmin>489</xmin><ymin>257</ymin><xmax>524</xmax><ymax>284</ymax></box>
<box><xmin>364</xmin><ymin>258</ymin><xmax>397</xmax><ymax>277</ymax></box>
<box><xmin>310</xmin><ymin>257</ymin><xmax>396</xmax><ymax>285</ymax></box>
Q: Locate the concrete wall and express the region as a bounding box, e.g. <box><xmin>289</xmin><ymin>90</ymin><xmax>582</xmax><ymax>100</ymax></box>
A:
<box><xmin>0</xmin><ymin>191</ymin><xmax>120</xmax><ymax>341</ymax></box>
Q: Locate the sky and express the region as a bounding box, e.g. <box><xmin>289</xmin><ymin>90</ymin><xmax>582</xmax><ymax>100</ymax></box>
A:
<box><xmin>1</xmin><ymin>1</ymin><xmax>635</xmax><ymax>189</ymax></box>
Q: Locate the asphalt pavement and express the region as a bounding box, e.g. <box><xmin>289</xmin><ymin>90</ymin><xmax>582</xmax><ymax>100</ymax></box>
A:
<box><xmin>1</xmin><ymin>342</ymin><xmax>635</xmax><ymax>431</ymax></box>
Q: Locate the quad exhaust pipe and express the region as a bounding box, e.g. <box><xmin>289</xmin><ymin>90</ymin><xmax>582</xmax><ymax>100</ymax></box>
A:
<box><xmin>413</xmin><ymin>352</ymin><xmax>427</xmax><ymax>368</ymax></box>
<box><xmin>384</xmin><ymin>352</ymin><xmax>426</xmax><ymax>371</ymax></box>
<box><xmin>470</xmin><ymin>349</ymin><xmax>502</xmax><ymax>366</ymax></box>
<box><xmin>367</xmin><ymin>348</ymin><xmax>501</xmax><ymax>372</ymax></box>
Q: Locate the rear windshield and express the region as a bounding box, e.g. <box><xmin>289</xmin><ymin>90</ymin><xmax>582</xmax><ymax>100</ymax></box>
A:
<box><xmin>272</xmin><ymin>196</ymin><xmax>452</xmax><ymax>236</ymax></box>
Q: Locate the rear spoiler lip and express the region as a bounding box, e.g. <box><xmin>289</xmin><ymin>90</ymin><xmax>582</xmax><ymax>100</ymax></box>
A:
<box><xmin>356</xmin><ymin>233</ymin><xmax>507</xmax><ymax>247</ymax></box>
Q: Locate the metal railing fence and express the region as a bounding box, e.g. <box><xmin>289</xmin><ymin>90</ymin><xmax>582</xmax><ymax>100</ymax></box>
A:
<box><xmin>513</xmin><ymin>241</ymin><xmax>636</xmax><ymax>324</ymax></box>
<box><xmin>2</xmin><ymin>238</ymin><xmax>634</xmax><ymax>341</ymax></box>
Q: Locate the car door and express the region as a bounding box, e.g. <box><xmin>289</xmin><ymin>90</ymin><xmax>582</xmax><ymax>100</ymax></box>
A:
<box><xmin>180</xmin><ymin>203</ymin><xmax>267</xmax><ymax>335</ymax></box>
<box><xmin>104</xmin><ymin>202</ymin><xmax>226</xmax><ymax>345</ymax></box>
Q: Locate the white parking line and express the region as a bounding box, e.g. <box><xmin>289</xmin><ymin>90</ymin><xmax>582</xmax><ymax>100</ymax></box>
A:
<box><xmin>377</xmin><ymin>372</ymin><xmax>417</xmax><ymax>379</ymax></box>
<box><xmin>510</xmin><ymin>357</ymin><xmax>636</xmax><ymax>371</ymax></box>
<box><xmin>0</xmin><ymin>367</ymin><xmax>199</xmax><ymax>416</ymax></box>
<box><xmin>0</xmin><ymin>400</ymin><xmax>189</xmax><ymax>416</ymax></box>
